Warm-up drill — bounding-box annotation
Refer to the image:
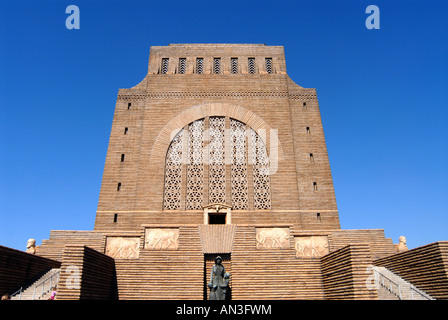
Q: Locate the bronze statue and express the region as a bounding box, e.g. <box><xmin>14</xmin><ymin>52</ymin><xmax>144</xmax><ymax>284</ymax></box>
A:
<box><xmin>208</xmin><ymin>256</ymin><xmax>230</xmax><ymax>300</ymax></box>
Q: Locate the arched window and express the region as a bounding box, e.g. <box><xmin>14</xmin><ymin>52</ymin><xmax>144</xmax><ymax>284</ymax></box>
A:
<box><xmin>163</xmin><ymin>117</ymin><xmax>271</xmax><ymax>210</ymax></box>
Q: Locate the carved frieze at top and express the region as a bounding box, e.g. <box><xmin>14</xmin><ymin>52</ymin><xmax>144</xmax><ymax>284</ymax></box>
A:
<box><xmin>116</xmin><ymin>91</ymin><xmax>317</xmax><ymax>101</ymax></box>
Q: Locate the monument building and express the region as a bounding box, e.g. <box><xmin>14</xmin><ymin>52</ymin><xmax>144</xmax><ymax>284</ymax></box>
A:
<box><xmin>2</xmin><ymin>44</ymin><xmax>447</xmax><ymax>300</ymax></box>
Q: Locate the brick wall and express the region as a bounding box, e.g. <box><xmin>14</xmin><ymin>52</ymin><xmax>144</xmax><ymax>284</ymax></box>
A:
<box><xmin>57</xmin><ymin>245</ymin><xmax>117</xmax><ymax>300</ymax></box>
<box><xmin>94</xmin><ymin>43</ymin><xmax>340</xmax><ymax>232</ymax></box>
<box><xmin>0</xmin><ymin>245</ymin><xmax>60</xmax><ymax>296</ymax></box>
<box><xmin>37</xmin><ymin>230</ymin><xmax>105</xmax><ymax>261</ymax></box>
<box><xmin>320</xmin><ymin>244</ymin><xmax>378</xmax><ymax>300</ymax></box>
<box><xmin>113</xmin><ymin>226</ymin><xmax>204</xmax><ymax>300</ymax></box>
<box><xmin>231</xmin><ymin>225</ymin><xmax>325</xmax><ymax>300</ymax></box>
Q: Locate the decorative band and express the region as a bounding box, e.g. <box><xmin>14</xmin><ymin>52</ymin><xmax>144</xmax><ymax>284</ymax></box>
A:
<box><xmin>116</xmin><ymin>91</ymin><xmax>317</xmax><ymax>101</ymax></box>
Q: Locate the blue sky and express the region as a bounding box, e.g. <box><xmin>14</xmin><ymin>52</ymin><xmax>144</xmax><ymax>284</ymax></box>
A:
<box><xmin>1</xmin><ymin>0</ymin><xmax>447</xmax><ymax>251</ymax></box>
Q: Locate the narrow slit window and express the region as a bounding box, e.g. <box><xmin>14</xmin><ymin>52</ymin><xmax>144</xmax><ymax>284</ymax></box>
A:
<box><xmin>265</xmin><ymin>58</ymin><xmax>273</xmax><ymax>74</ymax></box>
<box><xmin>306</xmin><ymin>127</ymin><xmax>311</xmax><ymax>134</ymax></box>
<box><xmin>113</xmin><ymin>213</ymin><xmax>118</xmax><ymax>223</ymax></box>
<box><xmin>117</xmin><ymin>182</ymin><xmax>121</xmax><ymax>191</ymax></box>
<box><xmin>248</xmin><ymin>58</ymin><xmax>255</xmax><ymax>74</ymax></box>
<box><xmin>313</xmin><ymin>182</ymin><xmax>318</xmax><ymax>191</ymax></box>
<box><xmin>178</xmin><ymin>58</ymin><xmax>186</xmax><ymax>74</ymax></box>
<box><xmin>127</xmin><ymin>102</ymin><xmax>132</xmax><ymax>110</ymax></box>
<box><xmin>317</xmin><ymin>213</ymin><xmax>321</xmax><ymax>222</ymax></box>
<box><xmin>121</xmin><ymin>154</ymin><xmax>125</xmax><ymax>162</ymax></box>
<box><xmin>196</xmin><ymin>58</ymin><xmax>203</xmax><ymax>74</ymax></box>
<box><xmin>213</xmin><ymin>58</ymin><xmax>221</xmax><ymax>74</ymax></box>
<box><xmin>231</xmin><ymin>58</ymin><xmax>238</xmax><ymax>74</ymax></box>
<box><xmin>124</xmin><ymin>127</ymin><xmax>128</xmax><ymax>135</ymax></box>
<box><xmin>309</xmin><ymin>153</ymin><xmax>314</xmax><ymax>162</ymax></box>
<box><xmin>303</xmin><ymin>102</ymin><xmax>307</xmax><ymax>108</ymax></box>
<box><xmin>161</xmin><ymin>58</ymin><xmax>169</xmax><ymax>74</ymax></box>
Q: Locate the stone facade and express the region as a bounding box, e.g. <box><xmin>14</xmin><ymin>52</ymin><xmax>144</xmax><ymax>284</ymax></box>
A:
<box><xmin>13</xmin><ymin>44</ymin><xmax>446</xmax><ymax>300</ymax></box>
<box><xmin>94</xmin><ymin>43</ymin><xmax>340</xmax><ymax>232</ymax></box>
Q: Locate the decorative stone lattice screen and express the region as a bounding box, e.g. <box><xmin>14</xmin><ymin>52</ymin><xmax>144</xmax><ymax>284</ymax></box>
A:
<box><xmin>163</xmin><ymin>117</ymin><xmax>271</xmax><ymax>210</ymax></box>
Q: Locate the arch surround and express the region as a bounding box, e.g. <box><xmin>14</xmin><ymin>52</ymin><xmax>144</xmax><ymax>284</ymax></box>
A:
<box><xmin>149</xmin><ymin>102</ymin><xmax>284</xmax><ymax>167</ymax></box>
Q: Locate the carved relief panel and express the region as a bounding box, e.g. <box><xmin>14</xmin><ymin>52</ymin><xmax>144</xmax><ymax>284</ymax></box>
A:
<box><xmin>294</xmin><ymin>236</ymin><xmax>329</xmax><ymax>258</ymax></box>
<box><xmin>105</xmin><ymin>237</ymin><xmax>140</xmax><ymax>259</ymax></box>
<box><xmin>145</xmin><ymin>228</ymin><xmax>179</xmax><ymax>250</ymax></box>
<box><xmin>256</xmin><ymin>227</ymin><xmax>290</xmax><ymax>249</ymax></box>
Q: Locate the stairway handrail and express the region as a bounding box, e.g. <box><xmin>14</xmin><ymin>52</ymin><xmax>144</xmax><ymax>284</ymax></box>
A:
<box><xmin>410</xmin><ymin>285</ymin><xmax>434</xmax><ymax>300</ymax></box>
<box><xmin>32</xmin><ymin>269</ymin><xmax>60</xmax><ymax>300</ymax></box>
<box><xmin>373</xmin><ymin>268</ymin><xmax>402</xmax><ymax>299</ymax></box>
<box><xmin>11</xmin><ymin>287</ymin><xmax>23</xmax><ymax>300</ymax></box>
<box><xmin>374</xmin><ymin>267</ymin><xmax>434</xmax><ymax>300</ymax></box>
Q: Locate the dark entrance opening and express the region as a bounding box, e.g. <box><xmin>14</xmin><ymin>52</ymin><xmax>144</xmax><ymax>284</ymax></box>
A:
<box><xmin>209</xmin><ymin>213</ymin><xmax>226</xmax><ymax>224</ymax></box>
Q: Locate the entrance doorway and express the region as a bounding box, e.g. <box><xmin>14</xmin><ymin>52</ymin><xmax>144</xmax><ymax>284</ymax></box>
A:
<box><xmin>203</xmin><ymin>253</ymin><xmax>231</xmax><ymax>300</ymax></box>
<box><xmin>208</xmin><ymin>213</ymin><xmax>226</xmax><ymax>224</ymax></box>
<box><xmin>203</xmin><ymin>204</ymin><xmax>232</xmax><ymax>225</ymax></box>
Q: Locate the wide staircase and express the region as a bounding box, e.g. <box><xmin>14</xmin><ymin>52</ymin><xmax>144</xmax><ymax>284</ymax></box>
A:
<box><xmin>372</xmin><ymin>266</ymin><xmax>434</xmax><ymax>300</ymax></box>
<box><xmin>11</xmin><ymin>268</ymin><xmax>60</xmax><ymax>300</ymax></box>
